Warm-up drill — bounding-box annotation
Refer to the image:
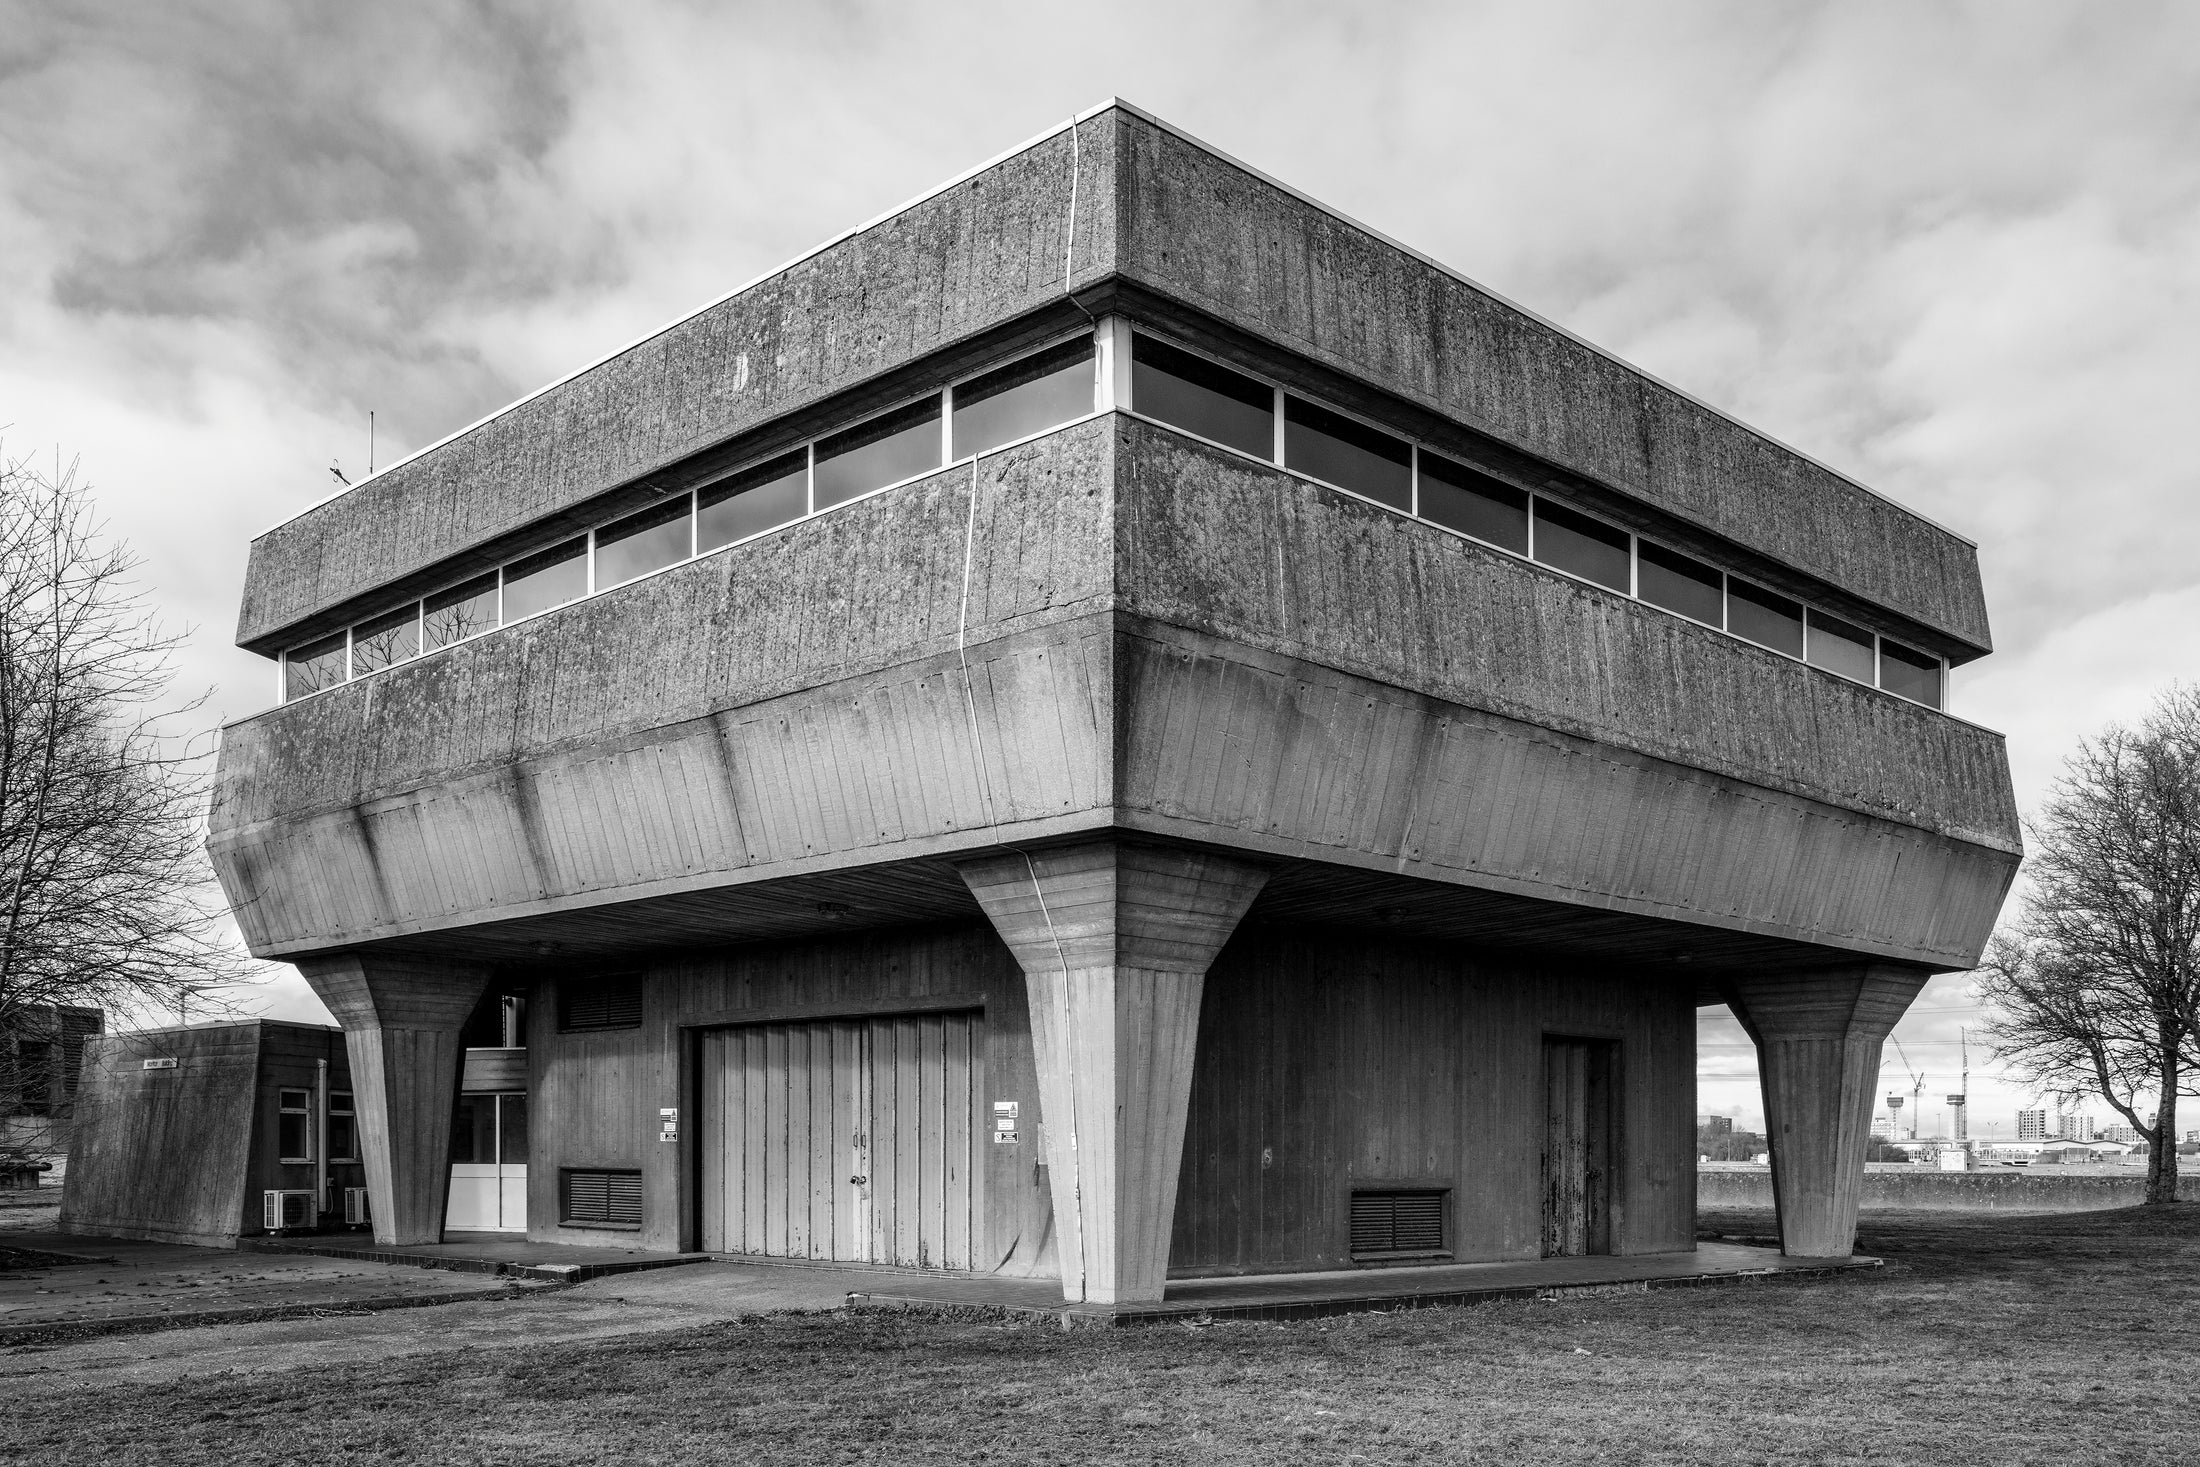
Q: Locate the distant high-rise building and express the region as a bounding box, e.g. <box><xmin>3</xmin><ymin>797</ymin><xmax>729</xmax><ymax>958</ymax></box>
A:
<box><xmin>1698</xmin><ymin>1115</ymin><xmax>1734</xmax><ymax>1136</ymax></box>
<box><xmin>2017</xmin><ymin>1109</ymin><xmax>2048</xmax><ymax>1141</ymax></box>
<box><xmin>2102</xmin><ymin>1123</ymin><xmax>2138</xmax><ymax>1144</ymax></box>
<box><xmin>2063</xmin><ymin>1114</ymin><xmax>2095</xmax><ymax>1142</ymax></box>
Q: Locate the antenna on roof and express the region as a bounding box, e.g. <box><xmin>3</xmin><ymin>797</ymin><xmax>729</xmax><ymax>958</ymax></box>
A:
<box><xmin>369</xmin><ymin>411</ymin><xmax>375</xmax><ymax>475</ymax></box>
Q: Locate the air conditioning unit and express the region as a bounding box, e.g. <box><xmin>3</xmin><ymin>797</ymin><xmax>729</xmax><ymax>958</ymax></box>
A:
<box><xmin>343</xmin><ymin>1187</ymin><xmax>372</xmax><ymax>1226</ymax></box>
<box><xmin>262</xmin><ymin>1189</ymin><xmax>316</xmax><ymax>1231</ymax></box>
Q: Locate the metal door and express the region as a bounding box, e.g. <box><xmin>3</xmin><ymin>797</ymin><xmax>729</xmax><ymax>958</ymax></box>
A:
<box><xmin>1541</xmin><ymin>1038</ymin><xmax>1613</xmax><ymax>1257</ymax></box>
<box><xmin>701</xmin><ymin>1012</ymin><xmax>978</xmax><ymax>1268</ymax></box>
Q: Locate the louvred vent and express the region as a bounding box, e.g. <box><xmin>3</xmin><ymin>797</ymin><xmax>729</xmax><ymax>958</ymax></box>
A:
<box><xmin>1350</xmin><ymin>1189</ymin><xmax>1448</xmax><ymax>1257</ymax></box>
<box><xmin>563</xmin><ymin>1169</ymin><xmax>643</xmax><ymax>1227</ymax></box>
<box><xmin>560</xmin><ymin>981</ymin><xmax>643</xmax><ymax>1032</ymax></box>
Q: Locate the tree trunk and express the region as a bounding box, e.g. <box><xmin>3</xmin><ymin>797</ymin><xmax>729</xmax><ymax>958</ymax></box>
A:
<box><xmin>2149</xmin><ymin>1036</ymin><xmax>2180</xmax><ymax>1205</ymax></box>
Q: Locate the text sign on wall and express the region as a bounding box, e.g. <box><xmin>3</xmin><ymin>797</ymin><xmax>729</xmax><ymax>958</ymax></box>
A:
<box><xmin>992</xmin><ymin>1099</ymin><xmax>1018</xmax><ymax>1144</ymax></box>
<box><xmin>143</xmin><ymin>1058</ymin><xmax>177</xmax><ymax>1071</ymax></box>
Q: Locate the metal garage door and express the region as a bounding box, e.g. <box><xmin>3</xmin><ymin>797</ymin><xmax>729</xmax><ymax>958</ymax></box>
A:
<box><xmin>700</xmin><ymin>1012</ymin><xmax>979</xmax><ymax>1269</ymax></box>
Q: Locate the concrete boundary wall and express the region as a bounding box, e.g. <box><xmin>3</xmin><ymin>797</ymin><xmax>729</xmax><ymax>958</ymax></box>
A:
<box><xmin>1699</xmin><ymin>1169</ymin><xmax>2200</xmax><ymax>1211</ymax></box>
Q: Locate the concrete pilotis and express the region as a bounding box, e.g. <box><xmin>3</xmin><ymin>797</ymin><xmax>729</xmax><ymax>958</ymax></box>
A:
<box><xmin>959</xmin><ymin>841</ymin><xmax>1268</xmax><ymax>1305</ymax></box>
<box><xmin>295</xmin><ymin>955</ymin><xmax>491</xmax><ymax>1247</ymax></box>
<box><xmin>1723</xmin><ymin>965</ymin><xmax>1927</xmax><ymax>1258</ymax></box>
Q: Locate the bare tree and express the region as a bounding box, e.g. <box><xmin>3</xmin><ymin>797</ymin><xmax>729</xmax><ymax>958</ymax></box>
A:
<box><xmin>0</xmin><ymin>448</ymin><xmax>256</xmax><ymax>1166</ymax></box>
<box><xmin>1978</xmin><ymin>685</ymin><xmax>2200</xmax><ymax>1204</ymax></box>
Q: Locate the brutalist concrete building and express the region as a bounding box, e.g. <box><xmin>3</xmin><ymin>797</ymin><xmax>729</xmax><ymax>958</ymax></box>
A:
<box><xmin>208</xmin><ymin>102</ymin><xmax>2019</xmax><ymax>1307</ymax></box>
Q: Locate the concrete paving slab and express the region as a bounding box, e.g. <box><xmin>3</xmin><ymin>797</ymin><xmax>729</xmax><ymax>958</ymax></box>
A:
<box><xmin>243</xmin><ymin>1232</ymin><xmax>715</xmax><ymax>1280</ymax></box>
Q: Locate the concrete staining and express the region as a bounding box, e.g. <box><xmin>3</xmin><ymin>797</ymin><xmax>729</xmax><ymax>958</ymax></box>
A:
<box><xmin>240</xmin><ymin>104</ymin><xmax>1986</xmax><ymax>658</ymax></box>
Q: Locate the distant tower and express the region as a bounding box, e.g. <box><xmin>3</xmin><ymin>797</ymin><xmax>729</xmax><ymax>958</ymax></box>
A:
<box><xmin>2017</xmin><ymin>1109</ymin><xmax>2047</xmax><ymax>1141</ymax></box>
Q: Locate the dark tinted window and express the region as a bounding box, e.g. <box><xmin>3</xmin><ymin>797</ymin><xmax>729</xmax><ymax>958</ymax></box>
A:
<box><xmin>450</xmin><ymin>1094</ymin><xmax>495</xmax><ymax>1165</ymax></box>
<box><xmin>1418</xmin><ymin>452</ymin><xmax>1528</xmax><ymax>553</ymax></box>
<box><xmin>595</xmin><ymin>495</ymin><xmax>691</xmax><ymax>588</ymax></box>
<box><xmin>1880</xmin><ymin>638</ymin><xmax>1944</xmax><ymax>709</ymax></box>
<box><xmin>425</xmin><ymin>572</ymin><xmax>498</xmax><ymax>650</ymax></box>
<box><xmin>1729</xmin><ymin>579</ymin><xmax>1805</xmax><ymax>657</ymax></box>
<box><xmin>699</xmin><ymin>450</ymin><xmax>808</xmax><ymax>551</ymax></box>
<box><xmin>1283</xmin><ymin>396</ymin><xmax>1411</xmax><ymax>509</ymax></box>
<box><xmin>329</xmin><ymin>1092</ymin><xmax>356</xmax><ymax>1161</ymax></box>
<box><xmin>277</xmin><ymin>1088</ymin><xmax>311</xmax><ymax>1160</ymax></box>
<box><xmin>502</xmin><ymin>538</ymin><xmax>588</xmax><ymax>622</ymax></box>
<box><xmin>952</xmin><ymin>338</ymin><xmax>1094</xmax><ymax>459</ymax></box>
<box><xmin>1637</xmin><ymin>540</ymin><xmax>1724</xmax><ymax>627</ymax></box>
<box><xmin>350</xmin><ymin>603</ymin><xmax>420</xmax><ymax>674</ymax></box>
<box><xmin>1131</xmin><ymin>334</ymin><xmax>1273</xmax><ymax>459</ymax></box>
<box><xmin>1532</xmin><ymin>501</ymin><xmax>1631</xmax><ymax>592</ymax></box>
<box><xmin>814</xmin><ymin>397</ymin><xmax>941</xmax><ymax>509</ymax></box>
<box><xmin>284</xmin><ymin>631</ymin><xmax>348</xmax><ymax>701</ymax></box>
<box><xmin>1806</xmin><ymin>608</ymin><xmax>1876</xmax><ymax>683</ymax></box>
<box><xmin>499</xmin><ymin>1094</ymin><xmax>530</xmax><ymax>1166</ymax></box>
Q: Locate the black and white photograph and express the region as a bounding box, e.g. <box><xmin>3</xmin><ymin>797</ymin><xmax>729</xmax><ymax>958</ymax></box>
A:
<box><xmin>2</xmin><ymin>3</ymin><xmax>2196</xmax><ymax>1462</ymax></box>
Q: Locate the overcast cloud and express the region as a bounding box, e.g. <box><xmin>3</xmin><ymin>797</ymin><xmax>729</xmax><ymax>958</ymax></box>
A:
<box><xmin>3</xmin><ymin>0</ymin><xmax>2194</xmax><ymax>1133</ymax></box>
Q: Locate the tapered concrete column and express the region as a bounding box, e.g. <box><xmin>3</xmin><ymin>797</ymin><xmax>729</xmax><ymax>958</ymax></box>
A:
<box><xmin>295</xmin><ymin>954</ymin><xmax>491</xmax><ymax>1247</ymax></box>
<box><xmin>959</xmin><ymin>841</ymin><xmax>1268</xmax><ymax>1305</ymax></box>
<box><xmin>1722</xmin><ymin>965</ymin><xmax>1928</xmax><ymax>1258</ymax></box>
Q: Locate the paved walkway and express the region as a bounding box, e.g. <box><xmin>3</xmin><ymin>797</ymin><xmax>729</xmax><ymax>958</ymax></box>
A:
<box><xmin>0</xmin><ymin>1258</ymin><xmax>860</xmax><ymax>1395</ymax></box>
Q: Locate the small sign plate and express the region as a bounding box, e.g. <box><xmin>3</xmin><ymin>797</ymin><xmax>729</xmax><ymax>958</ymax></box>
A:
<box><xmin>993</xmin><ymin>1100</ymin><xmax>1018</xmax><ymax>1117</ymax></box>
<box><xmin>992</xmin><ymin>1130</ymin><xmax>1019</xmax><ymax>1145</ymax></box>
<box><xmin>143</xmin><ymin>1058</ymin><xmax>177</xmax><ymax>1071</ymax></box>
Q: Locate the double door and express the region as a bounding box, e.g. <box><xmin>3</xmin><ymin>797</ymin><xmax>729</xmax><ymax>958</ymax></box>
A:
<box><xmin>700</xmin><ymin>1012</ymin><xmax>979</xmax><ymax>1269</ymax></box>
<box><xmin>447</xmin><ymin>1092</ymin><xmax>528</xmax><ymax>1232</ymax></box>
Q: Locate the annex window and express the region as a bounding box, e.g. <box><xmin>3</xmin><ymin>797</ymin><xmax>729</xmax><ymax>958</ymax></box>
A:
<box><xmin>1284</xmin><ymin>396</ymin><xmax>1411</xmax><ymax>510</ymax></box>
<box><xmin>1417</xmin><ymin>451</ymin><xmax>1529</xmax><ymax>554</ymax></box>
<box><xmin>277</xmin><ymin>1087</ymin><xmax>313</xmax><ymax>1163</ymax></box>
<box><xmin>424</xmin><ymin>572</ymin><xmax>499</xmax><ymax>651</ymax></box>
<box><xmin>501</xmin><ymin>538</ymin><xmax>588</xmax><ymax>622</ymax></box>
<box><xmin>1349</xmin><ymin>1188</ymin><xmax>1449</xmax><ymax>1259</ymax></box>
<box><xmin>699</xmin><ymin>449</ymin><xmax>810</xmax><ymax>552</ymax></box>
<box><xmin>15</xmin><ymin>1040</ymin><xmax>54</xmax><ymax>1115</ymax></box>
<box><xmin>1636</xmin><ymin>540</ymin><xmax>1724</xmax><ymax>628</ymax></box>
<box><xmin>328</xmin><ymin>1091</ymin><xmax>357</xmax><ymax>1163</ymax></box>
<box><xmin>1532</xmin><ymin>500</ymin><xmax>1631</xmax><ymax>593</ymax></box>
<box><xmin>1728</xmin><ymin>578</ymin><xmax>1805</xmax><ymax>659</ymax></box>
<box><xmin>1805</xmin><ymin>608</ymin><xmax>1876</xmax><ymax>685</ymax></box>
<box><xmin>1880</xmin><ymin>638</ymin><xmax>1944</xmax><ymax>709</ymax></box>
<box><xmin>952</xmin><ymin>337</ymin><xmax>1095</xmax><ymax>460</ymax></box>
<box><xmin>1131</xmin><ymin>334</ymin><xmax>1274</xmax><ymax>460</ymax></box>
<box><xmin>559</xmin><ymin>979</ymin><xmax>644</xmax><ymax>1032</ymax></box>
<box><xmin>350</xmin><ymin>603</ymin><xmax>421</xmax><ymax>675</ymax></box>
<box><xmin>283</xmin><ymin>631</ymin><xmax>348</xmax><ymax>703</ymax></box>
<box><xmin>595</xmin><ymin>496</ymin><xmax>691</xmax><ymax>589</ymax></box>
<box><xmin>814</xmin><ymin>397</ymin><xmax>942</xmax><ymax>510</ymax></box>
<box><xmin>562</xmin><ymin>1168</ymin><xmax>643</xmax><ymax>1228</ymax></box>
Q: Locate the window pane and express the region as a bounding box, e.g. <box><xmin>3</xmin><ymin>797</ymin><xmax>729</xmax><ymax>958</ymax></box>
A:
<box><xmin>425</xmin><ymin>573</ymin><xmax>498</xmax><ymax>650</ymax></box>
<box><xmin>1532</xmin><ymin>500</ymin><xmax>1631</xmax><ymax>592</ymax></box>
<box><xmin>814</xmin><ymin>397</ymin><xmax>941</xmax><ymax>509</ymax></box>
<box><xmin>1806</xmin><ymin>608</ymin><xmax>1876</xmax><ymax>684</ymax></box>
<box><xmin>501</xmin><ymin>538</ymin><xmax>587</xmax><ymax>622</ymax></box>
<box><xmin>331</xmin><ymin>1092</ymin><xmax>353</xmax><ymax>1115</ymax></box>
<box><xmin>279</xmin><ymin>1089</ymin><xmax>309</xmax><ymax>1109</ymax></box>
<box><xmin>1283</xmin><ymin>396</ymin><xmax>1411</xmax><ymax>509</ymax></box>
<box><xmin>1729</xmin><ymin>578</ymin><xmax>1805</xmax><ymax>657</ymax></box>
<box><xmin>328</xmin><ymin>1114</ymin><xmax>357</xmax><ymax>1161</ymax></box>
<box><xmin>283</xmin><ymin>632</ymin><xmax>348</xmax><ymax>701</ymax></box>
<box><xmin>350</xmin><ymin>604</ymin><xmax>420</xmax><ymax>674</ymax></box>
<box><xmin>449</xmin><ymin>1096</ymin><xmax>493</xmax><ymax>1165</ymax></box>
<box><xmin>596</xmin><ymin>495</ymin><xmax>691</xmax><ymax>588</ymax></box>
<box><xmin>1880</xmin><ymin>638</ymin><xmax>1944</xmax><ymax>709</ymax></box>
<box><xmin>1130</xmin><ymin>334</ymin><xmax>1273</xmax><ymax>459</ymax></box>
<box><xmin>1637</xmin><ymin>540</ymin><xmax>1724</xmax><ymax>626</ymax></box>
<box><xmin>499</xmin><ymin>1093</ymin><xmax>530</xmax><ymax>1166</ymax></box>
<box><xmin>953</xmin><ymin>338</ymin><xmax>1095</xmax><ymax>459</ymax></box>
<box><xmin>278</xmin><ymin>1111</ymin><xmax>309</xmax><ymax>1160</ymax></box>
<box><xmin>1418</xmin><ymin>451</ymin><xmax>1528</xmax><ymax>553</ymax></box>
<box><xmin>699</xmin><ymin>450</ymin><xmax>808</xmax><ymax>551</ymax></box>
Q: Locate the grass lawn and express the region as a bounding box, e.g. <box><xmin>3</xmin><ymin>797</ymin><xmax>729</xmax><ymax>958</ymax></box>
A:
<box><xmin>9</xmin><ymin>1205</ymin><xmax>2199</xmax><ymax>1465</ymax></box>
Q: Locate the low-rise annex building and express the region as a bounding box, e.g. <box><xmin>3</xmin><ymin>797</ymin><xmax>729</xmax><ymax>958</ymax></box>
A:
<box><xmin>207</xmin><ymin>101</ymin><xmax>2019</xmax><ymax>1306</ymax></box>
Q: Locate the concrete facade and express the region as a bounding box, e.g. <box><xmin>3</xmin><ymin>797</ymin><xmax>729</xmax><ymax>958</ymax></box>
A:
<box><xmin>207</xmin><ymin>103</ymin><xmax>2019</xmax><ymax>1303</ymax></box>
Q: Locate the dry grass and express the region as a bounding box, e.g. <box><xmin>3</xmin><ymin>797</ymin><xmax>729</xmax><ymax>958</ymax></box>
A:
<box><xmin>8</xmin><ymin>1206</ymin><xmax>2199</xmax><ymax>1466</ymax></box>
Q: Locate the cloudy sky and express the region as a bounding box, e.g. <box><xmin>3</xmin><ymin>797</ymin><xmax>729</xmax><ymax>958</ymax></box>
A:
<box><xmin>4</xmin><ymin>1</ymin><xmax>2194</xmax><ymax>1134</ymax></box>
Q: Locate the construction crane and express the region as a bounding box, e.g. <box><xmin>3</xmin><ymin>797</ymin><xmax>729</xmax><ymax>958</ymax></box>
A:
<box><xmin>1891</xmin><ymin>1039</ymin><xmax>1928</xmax><ymax>1140</ymax></box>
